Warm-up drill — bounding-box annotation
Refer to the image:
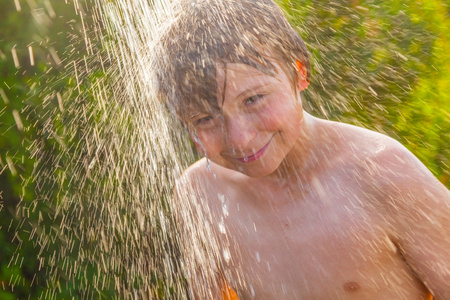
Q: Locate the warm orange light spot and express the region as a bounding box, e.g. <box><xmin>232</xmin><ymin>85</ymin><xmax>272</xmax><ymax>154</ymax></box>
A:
<box><xmin>222</xmin><ymin>280</ymin><xmax>239</xmax><ymax>300</ymax></box>
<box><xmin>296</xmin><ymin>60</ymin><xmax>306</xmax><ymax>78</ymax></box>
<box><xmin>295</xmin><ymin>60</ymin><xmax>309</xmax><ymax>90</ymax></box>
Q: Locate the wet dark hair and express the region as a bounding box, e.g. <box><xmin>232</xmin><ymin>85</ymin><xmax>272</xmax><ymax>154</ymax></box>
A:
<box><xmin>152</xmin><ymin>0</ymin><xmax>310</xmax><ymax>122</ymax></box>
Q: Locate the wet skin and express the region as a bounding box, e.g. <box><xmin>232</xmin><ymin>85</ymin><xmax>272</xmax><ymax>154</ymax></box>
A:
<box><xmin>177</xmin><ymin>59</ymin><xmax>450</xmax><ymax>299</ymax></box>
<box><xmin>188</xmin><ymin>60</ymin><xmax>308</xmax><ymax>179</ymax></box>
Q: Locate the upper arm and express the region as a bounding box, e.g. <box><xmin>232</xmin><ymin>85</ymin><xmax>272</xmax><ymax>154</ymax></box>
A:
<box><xmin>379</xmin><ymin>143</ymin><xmax>450</xmax><ymax>298</ymax></box>
<box><xmin>173</xmin><ymin>169</ymin><xmax>231</xmax><ymax>299</ymax></box>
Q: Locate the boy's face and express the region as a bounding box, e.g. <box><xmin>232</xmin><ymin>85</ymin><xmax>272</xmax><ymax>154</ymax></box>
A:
<box><xmin>187</xmin><ymin>59</ymin><xmax>308</xmax><ymax>177</ymax></box>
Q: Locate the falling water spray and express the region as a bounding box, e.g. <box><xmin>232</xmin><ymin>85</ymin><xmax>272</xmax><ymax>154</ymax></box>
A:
<box><xmin>1</xmin><ymin>0</ymin><xmax>449</xmax><ymax>299</ymax></box>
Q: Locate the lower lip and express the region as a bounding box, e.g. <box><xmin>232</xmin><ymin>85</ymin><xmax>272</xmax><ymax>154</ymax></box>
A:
<box><xmin>237</xmin><ymin>138</ymin><xmax>272</xmax><ymax>163</ymax></box>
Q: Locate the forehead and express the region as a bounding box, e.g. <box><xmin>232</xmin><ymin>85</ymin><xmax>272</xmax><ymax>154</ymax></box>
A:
<box><xmin>217</xmin><ymin>63</ymin><xmax>270</xmax><ymax>82</ymax></box>
<box><xmin>178</xmin><ymin>57</ymin><xmax>287</xmax><ymax>123</ymax></box>
<box><xmin>215</xmin><ymin>60</ymin><xmax>285</xmax><ymax>100</ymax></box>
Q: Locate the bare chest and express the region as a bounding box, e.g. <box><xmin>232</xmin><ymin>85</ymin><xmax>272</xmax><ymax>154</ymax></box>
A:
<box><xmin>215</xmin><ymin>185</ymin><xmax>428</xmax><ymax>299</ymax></box>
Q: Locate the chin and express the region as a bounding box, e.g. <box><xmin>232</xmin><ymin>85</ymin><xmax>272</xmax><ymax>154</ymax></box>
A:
<box><xmin>210</xmin><ymin>153</ymin><xmax>283</xmax><ymax>178</ymax></box>
<box><xmin>232</xmin><ymin>159</ymin><xmax>282</xmax><ymax>178</ymax></box>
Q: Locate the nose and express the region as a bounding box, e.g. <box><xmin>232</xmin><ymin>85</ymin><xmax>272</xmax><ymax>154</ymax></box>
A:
<box><xmin>223</xmin><ymin>115</ymin><xmax>256</xmax><ymax>153</ymax></box>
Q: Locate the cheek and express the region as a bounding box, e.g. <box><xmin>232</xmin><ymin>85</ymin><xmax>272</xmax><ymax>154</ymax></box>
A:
<box><xmin>192</xmin><ymin>139</ymin><xmax>206</xmax><ymax>156</ymax></box>
<box><xmin>190</xmin><ymin>129</ymin><xmax>222</xmax><ymax>156</ymax></box>
<box><xmin>258</xmin><ymin>112</ymin><xmax>283</xmax><ymax>130</ymax></box>
<box><xmin>258</xmin><ymin>99</ymin><xmax>302</xmax><ymax>131</ymax></box>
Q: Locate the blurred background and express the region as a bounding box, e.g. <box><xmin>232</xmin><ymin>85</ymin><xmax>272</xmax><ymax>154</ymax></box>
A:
<box><xmin>1</xmin><ymin>0</ymin><xmax>449</xmax><ymax>298</ymax></box>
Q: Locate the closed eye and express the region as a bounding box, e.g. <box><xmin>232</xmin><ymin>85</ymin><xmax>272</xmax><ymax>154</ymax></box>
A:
<box><xmin>245</xmin><ymin>94</ymin><xmax>265</xmax><ymax>105</ymax></box>
<box><xmin>194</xmin><ymin>115</ymin><xmax>215</xmax><ymax>126</ymax></box>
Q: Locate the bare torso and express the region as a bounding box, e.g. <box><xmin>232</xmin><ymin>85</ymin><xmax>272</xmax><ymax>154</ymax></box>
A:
<box><xmin>180</xmin><ymin>117</ymin><xmax>433</xmax><ymax>299</ymax></box>
<box><xmin>214</xmin><ymin>169</ymin><xmax>430</xmax><ymax>299</ymax></box>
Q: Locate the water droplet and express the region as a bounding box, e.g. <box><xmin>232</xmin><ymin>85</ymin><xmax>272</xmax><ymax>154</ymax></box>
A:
<box><xmin>255</xmin><ymin>251</ymin><xmax>260</xmax><ymax>262</ymax></box>
<box><xmin>206</xmin><ymin>158</ymin><xmax>211</xmax><ymax>172</ymax></box>
<box><xmin>218</xmin><ymin>221</ymin><xmax>226</xmax><ymax>234</ymax></box>
<box><xmin>223</xmin><ymin>248</ymin><xmax>231</xmax><ymax>263</ymax></box>
<box><xmin>14</xmin><ymin>0</ymin><xmax>21</xmax><ymax>12</ymax></box>
<box><xmin>28</xmin><ymin>46</ymin><xmax>35</xmax><ymax>66</ymax></box>
<box><xmin>222</xmin><ymin>203</ymin><xmax>229</xmax><ymax>217</ymax></box>
<box><xmin>250</xmin><ymin>285</ymin><xmax>255</xmax><ymax>297</ymax></box>
<box><xmin>218</xmin><ymin>193</ymin><xmax>225</xmax><ymax>203</ymax></box>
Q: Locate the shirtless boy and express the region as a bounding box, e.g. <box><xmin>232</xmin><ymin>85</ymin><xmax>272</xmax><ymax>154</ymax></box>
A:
<box><xmin>153</xmin><ymin>0</ymin><xmax>450</xmax><ymax>299</ymax></box>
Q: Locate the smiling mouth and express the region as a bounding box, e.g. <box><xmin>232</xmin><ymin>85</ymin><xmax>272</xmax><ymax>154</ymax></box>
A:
<box><xmin>237</xmin><ymin>138</ymin><xmax>273</xmax><ymax>163</ymax></box>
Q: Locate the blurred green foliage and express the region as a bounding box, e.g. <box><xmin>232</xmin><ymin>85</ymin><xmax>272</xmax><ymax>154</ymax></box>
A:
<box><xmin>0</xmin><ymin>0</ymin><xmax>449</xmax><ymax>298</ymax></box>
<box><xmin>280</xmin><ymin>0</ymin><xmax>450</xmax><ymax>184</ymax></box>
<box><xmin>0</xmin><ymin>0</ymin><xmax>118</xmax><ymax>298</ymax></box>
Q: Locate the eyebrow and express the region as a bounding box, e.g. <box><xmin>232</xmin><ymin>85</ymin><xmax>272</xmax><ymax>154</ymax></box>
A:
<box><xmin>189</xmin><ymin>113</ymin><xmax>200</xmax><ymax>119</ymax></box>
<box><xmin>189</xmin><ymin>109</ymin><xmax>220</xmax><ymax>120</ymax></box>
<box><xmin>235</xmin><ymin>81</ymin><xmax>273</xmax><ymax>100</ymax></box>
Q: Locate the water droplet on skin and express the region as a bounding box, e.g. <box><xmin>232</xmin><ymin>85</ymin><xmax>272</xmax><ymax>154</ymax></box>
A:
<box><xmin>194</xmin><ymin>131</ymin><xmax>209</xmax><ymax>160</ymax></box>
<box><xmin>222</xmin><ymin>203</ymin><xmax>229</xmax><ymax>217</ymax></box>
<box><xmin>206</xmin><ymin>158</ymin><xmax>211</xmax><ymax>172</ymax></box>
<box><xmin>250</xmin><ymin>285</ymin><xmax>255</xmax><ymax>297</ymax></box>
<box><xmin>218</xmin><ymin>193</ymin><xmax>225</xmax><ymax>203</ymax></box>
<box><xmin>218</xmin><ymin>194</ymin><xmax>229</xmax><ymax>217</ymax></box>
<box><xmin>218</xmin><ymin>221</ymin><xmax>226</xmax><ymax>234</ymax></box>
<box><xmin>194</xmin><ymin>132</ymin><xmax>213</xmax><ymax>173</ymax></box>
<box><xmin>223</xmin><ymin>248</ymin><xmax>231</xmax><ymax>263</ymax></box>
<box><xmin>255</xmin><ymin>251</ymin><xmax>260</xmax><ymax>262</ymax></box>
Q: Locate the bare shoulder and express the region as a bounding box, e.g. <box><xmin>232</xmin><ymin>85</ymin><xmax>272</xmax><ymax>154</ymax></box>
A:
<box><xmin>318</xmin><ymin>118</ymin><xmax>431</xmax><ymax>176</ymax></box>
<box><xmin>317</xmin><ymin>117</ymin><xmax>402</xmax><ymax>157</ymax></box>
<box><xmin>176</xmin><ymin>157</ymin><xmax>239</xmax><ymax>193</ymax></box>
<box><xmin>173</xmin><ymin>158</ymin><xmax>228</xmax><ymax>299</ymax></box>
<box><xmin>174</xmin><ymin>158</ymin><xmax>226</xmax><ymax>216</ymax></box>
<box><xmin>319</xmin><ymin>118</ymin><xmax>450</xmax><ymax>296</ymax></box>
<box><xmin>176</xmin><ymin>158</ymin><xmax>214</xmax><ymax>195</ymax></box>
<box><xmin>317</xmin><ymin>117</ymin><xmax>449</xmax><ymax>206</ymax></box>
<box><xmin>338</xmin><ymin>121</ymin><xmax>446</xmax><ymax>193</ymax></box>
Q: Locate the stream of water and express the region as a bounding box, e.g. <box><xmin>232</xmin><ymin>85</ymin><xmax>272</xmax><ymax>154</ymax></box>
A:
<box><xmin>1</xmin><ymin>0</ymin><xmax>449</xmax><ymax>299</ymax></box>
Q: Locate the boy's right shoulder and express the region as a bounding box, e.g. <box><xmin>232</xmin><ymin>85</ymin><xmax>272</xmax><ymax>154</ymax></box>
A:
<box><xmin>179</xmin><ymin>157</ymin><xmax>210</xmax><ymax>180</ymax></box>
<box><xmin>175</xmin><ymin>158</ymin><xmax>216</xmax><ymax>195</ymax></box>
<box><xmin>173</xmin><ymin>158</ymin><xmax>227</xmax><ymax>222</ymax></box>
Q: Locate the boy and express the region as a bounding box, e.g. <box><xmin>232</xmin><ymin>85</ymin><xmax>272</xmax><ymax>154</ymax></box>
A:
<box><xmin>152</xmin><ymin>0</ymin><xmax>450</xmax><ymax>298</ymax></box>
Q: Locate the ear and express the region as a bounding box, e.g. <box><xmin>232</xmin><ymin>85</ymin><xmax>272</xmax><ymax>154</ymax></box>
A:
<box><xmin>296</xmin><ymin>60</ymin><xmax>309</xmax><ymax>91</ymax></box>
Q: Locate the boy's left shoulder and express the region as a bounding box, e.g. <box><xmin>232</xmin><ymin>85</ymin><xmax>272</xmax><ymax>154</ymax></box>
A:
<box><xmin>325</xmin><ymin>120</ymin><xmax>430</xmax><ymax>178</ymax></box>
<box><xmin>336</xmin><ymin>124</ymin><xmax>450</xmax><ymax>298</ymax></box>
<box><xmin>350</xmin><ymin>124</ymin><xmax>440</xmax><ymax>191</ymax></box>
<box><xmin>322</xmin><ymin>119</ymin><xmax>447</xmax><ymax>197</ymax></box>
<box><xmin>329</xmin><ymin>120</ymin><xmax>450</xmax><ymax>297</ymax></box>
